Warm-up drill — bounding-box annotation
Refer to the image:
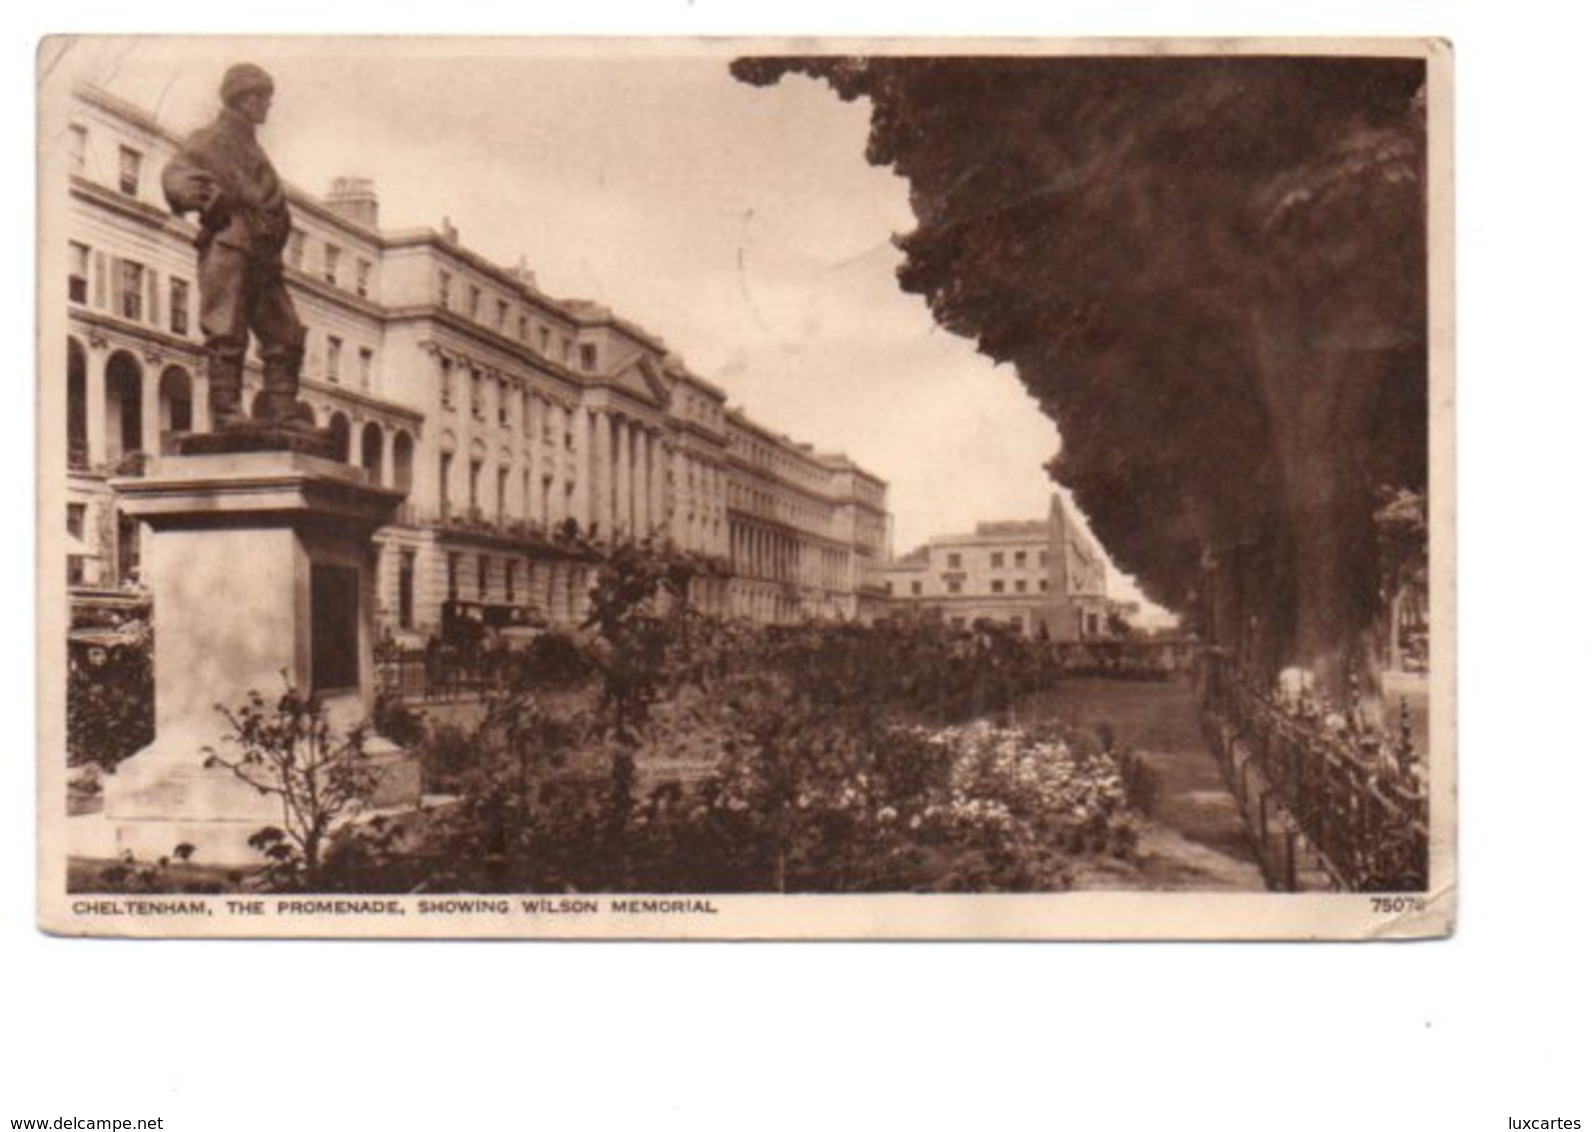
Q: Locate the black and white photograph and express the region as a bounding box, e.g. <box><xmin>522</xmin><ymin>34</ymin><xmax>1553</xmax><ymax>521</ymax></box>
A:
<box><xmin>36</xmin><ymin>36</ymin><xmax>1451</xmax><ymax>939</ymax></box>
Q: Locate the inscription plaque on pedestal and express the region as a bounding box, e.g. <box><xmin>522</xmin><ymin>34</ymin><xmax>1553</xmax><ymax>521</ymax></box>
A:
<box><xmin>92</xmin><ymin>450</ymin><xmax>411</xmax><ymax>865</ymax></box>
<box><xmin>310</xmin><ymin>564</ymin><xmax>361</xmax><ymax>694</ymax></box>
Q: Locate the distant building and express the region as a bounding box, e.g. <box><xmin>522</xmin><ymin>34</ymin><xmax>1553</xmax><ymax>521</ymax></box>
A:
<box><xmin>882</xmin><ymin>495</ymin><xmax>1111</xmax><ymax>639</ymax></box>
<box><xmin>724</xmin><ymin>410</ymin><xmax>889</xmax><ymax>623</ymax></box>
<box><xmin>57</xmin><ymin>83</ymin><xmax>889</xmax><ymax>637</ymax></box>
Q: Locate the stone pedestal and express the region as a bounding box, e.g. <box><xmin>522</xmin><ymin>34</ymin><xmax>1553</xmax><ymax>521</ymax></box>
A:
<box><xmin>102</xmin><ymin>450</ymin><xmax>414</xmax><ymax>866</ymax></box>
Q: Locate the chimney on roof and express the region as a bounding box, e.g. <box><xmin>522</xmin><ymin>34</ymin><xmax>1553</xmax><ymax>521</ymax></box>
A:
<box><xmin>440</xmin><ymin>216</ymin><xmax>459</xmax><ymax>243</ymax></box>
<box><xmin>510</xmin><ymin>254</ymin><xmax>538</xmax><ymax>290</ymax></box>
<box><xmin>326</xmin><ymin>176</ymin><xmax>379</xmax><ymax>229</ymax></box>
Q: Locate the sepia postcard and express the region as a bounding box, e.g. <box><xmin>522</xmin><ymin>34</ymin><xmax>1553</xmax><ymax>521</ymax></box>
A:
<box><xmin>36</xmin><ymin>35</ymin><xmax>1454</xmax><ymax>939</ymax></box>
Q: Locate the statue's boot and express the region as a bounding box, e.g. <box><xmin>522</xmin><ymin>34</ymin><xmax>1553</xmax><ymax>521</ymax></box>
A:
<box><xmin>208</xmin><ymin>358</ymin><xmax>251</xmax><ymax>431</ymax></box>
<box><xmin>258</xmin><ymin>357</ymin><xmax>306</xmax><ymax>428</ymax></box>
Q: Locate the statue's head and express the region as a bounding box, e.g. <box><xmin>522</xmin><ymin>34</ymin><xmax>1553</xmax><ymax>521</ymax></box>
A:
<box><xmin>220</xmin><ymin>63</ymin><xmax>275</xmax><ymax>125</ymax></box>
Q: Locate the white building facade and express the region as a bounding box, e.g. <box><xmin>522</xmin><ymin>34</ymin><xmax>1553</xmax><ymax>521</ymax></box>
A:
<box><xmin>58</xmin><ymin>84</ymin><xmax>889</xmax><ymax>639</ymax></box>
<box><xmin>881</xmin><ymin>496</ymin><xmax>1111</xmax><ymax>640</ymax></box>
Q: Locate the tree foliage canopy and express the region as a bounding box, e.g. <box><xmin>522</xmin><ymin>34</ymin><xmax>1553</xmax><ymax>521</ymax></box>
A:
<box><xmin>733</xmin><ymin>55</ymin><xmax>1429</xmax><ymax>685</ymax></box>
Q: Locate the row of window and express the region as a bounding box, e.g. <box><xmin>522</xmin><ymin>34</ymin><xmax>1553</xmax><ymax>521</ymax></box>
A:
<box><xmin>733</xmin><ymin>537</ymin><xmax>852</xmax><ymax>589</ymax></box>
<box><xmin>71</xmin><ymin>124</ymin><xmax>595</xmax><ymax>379</ymax></box>
<box><xmin>69</xmin><ymin>123</ymin><xmax>143</xmax><ymax>198</ymax></box>
<box><xmin>437</xmin><ymin>357</ymin><xmax>586</xmax><ymax>445</ymax></box>
<box><xmin>69</xmin><ymin>242</ymin><xmax>191</xmax><ymax>336</ymax></box>
<box><xmin>71</xmin><ymin>122</ymin><xmax>382</xmax><ymax>307</ymax></box>
<box><xmin>73</xmin><ymin>239</ymin><xmax>376</xmax><ymax>391</ymax></box>
<box><xmin>434</xmin><ymin>447</ymin><xmax>732</xmax><ymax>546</ymax></box>
<box><xmin>676</xmin><ymin>390</ymin><xmax>725</xmax><ymax>430</ymax></box>
<box><xmin>727</xmin><ymin>478</ymin><xmax>836</xmax><ymax>535</ymax></box>
<box><xmin>437</xmin><ymin>452</ymin><xmax>576</xmax><ymax>521</ymax></box>
<box><xmin>435</xmin><ymin>269</ymin><xmax>599</xmax><ymax>372</ymax></box>
<box><xmin>680</xmin><ymin>459</ymin><xmax>724</xmax><ymax>503</ymax></box>
<box><xmin>947</xmin><ymin>615</ymin><xmax>1028</xmax><ymax>632</ymax></box>
<box><xmin>440</xmin><ymin>551</ymin><xmax>580</xmax><ymax>611</ymax></box>
<box><xmin>886</xmin><ymin>577</ymin><xmax>1050</xmax><ymax>597</ymax></box>
<box><xmin>942</xmin><ymin>549</ymin><xmax>1048</xmax><ymax>571</ymax></box>
<box><xmin>396</xmin><ymin>548</ymin><xmax>599</xmax><ymax>632</ymax></box>
<box><xmin>286</xmin><ymin>231</ymin><xmax>373</xmax><ymax>298</ymax></box>
<box><xmin>732</xmin><ymin>432</ymin><xmax>800</xmax><ymax>480</ymax></box>
<box><xmin>445</xmin><ymin>552</ymin><xmax>519</xmax><ymax>604</ymax></box>
<box><xmin>315</xmin><ymin>332</ymin><xmax>375</xmax><ymax>390</ymax></box>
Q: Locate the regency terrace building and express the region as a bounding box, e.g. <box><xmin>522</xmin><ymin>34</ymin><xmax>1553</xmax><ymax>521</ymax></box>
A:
<box><xmin>57</xmin><ymin>83</ymin><xmax>891</xmax><ymax>638</ymax></box>
<box><xmin>880</xmin><ymin>495</ymin><xmax>1116</xmax><ymax>641</ymax></box>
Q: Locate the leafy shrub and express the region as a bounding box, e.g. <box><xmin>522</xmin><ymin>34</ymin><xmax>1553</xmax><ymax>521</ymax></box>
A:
<box><xmin>419</xmin><ymin>722</ymin><xmax>478</xmax><ymax>794</ymax></box>
<box><xmin>373</xmin><ymin>692</ymin><xmax>428</xmax><ymax>749</ymax></box>
<box><xmin>74</xmin><ymin>845</ymin><xmax>223</xmax><ymax>895</ymax></box>
<box><xmin>181</xmin><ymin>544</ymin><xmax>1155</xmax><ymax>894</ymax></box>
<box><xmin>518</xmin><ymin>629</ymin><xmax>592</xmax><ymax>685</ymax></box>
<box><xmin>204</xmin><ymin>684</ymin><xmax>379</xmax><ymax>885</ymax></box>
<box><xmin>67</xmin><ymin>622</ymin><xmax>154</xmax><ymax>769</ymax></box>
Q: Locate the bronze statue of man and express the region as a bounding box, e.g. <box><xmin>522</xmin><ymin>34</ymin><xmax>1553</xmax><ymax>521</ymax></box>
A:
<box><xmin>162</xmin><ymin>63</ymin><xmax>305</xmax><ymax>428</ymax></box>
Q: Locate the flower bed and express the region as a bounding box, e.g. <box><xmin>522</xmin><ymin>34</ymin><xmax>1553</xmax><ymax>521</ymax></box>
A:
<box><xmin>917</xmin><ymin>722</ymin><xmax>1138</xmax><ymax>859</ymax></box>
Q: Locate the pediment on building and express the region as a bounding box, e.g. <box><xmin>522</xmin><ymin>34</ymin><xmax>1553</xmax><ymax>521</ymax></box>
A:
<box><xmin>608</xmin><ymin>354</ymin><xmax>670</xmax><ymax>408</ymax></box>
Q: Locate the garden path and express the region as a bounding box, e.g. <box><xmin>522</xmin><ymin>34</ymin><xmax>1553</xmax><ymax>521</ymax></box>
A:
<box><xmin>1018</xmin><ymin>677</ymin><xmax>1268</xmax><ymax>892</ymax></box>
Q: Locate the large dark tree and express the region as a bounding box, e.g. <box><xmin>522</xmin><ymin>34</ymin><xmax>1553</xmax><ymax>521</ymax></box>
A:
<box><xmin>734</xmin><ymin>54</ymin><xmax>1429</xmax><ymax>706</ymax></box>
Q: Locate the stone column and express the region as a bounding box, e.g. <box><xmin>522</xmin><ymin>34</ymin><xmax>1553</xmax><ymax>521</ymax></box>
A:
<box><xmin>527</xmin><ymin>396</ymin><xmax>544</xmax><ymax>523</ymax></box>
<box><xmin>645</xmin><ymin>431</ymin><xmax>660</xmax><ymax>540</ymax></box>
<box><xmin>191</xmin><ymin>367</ymin><xmax>210</xmax><ymax>436</ymax></box>
<box><xmin>557</xmin><ymin>466</ymin><xmax>574</xmax><ymax>527</ymax></box>
<box><xmin>633</xmin><ymin>428</ymin><xmax>650</xmax><ymax>539</ymax></box>
<box><xmin>593</xmin><ymin>411</ymin><xmax>613</xmax><ymax>540</ymax></box>
<box><xmin>631</xmin><ymin>426</ymin><xmax>643</xmax><ymax>537</ymax></box>
<box><xmin>443</xmin><ymin>445</ymin><xmax>463</xmax><ymax>520</ymax></box>
<box><xmin>141</xmin><ymin>358</ymin><xmax>162</xmax><ymax>456</ymax></box>
<box><xmin>703</xmin><ymin>467</ymin><xmax>715</xmax><ymax>554</ymax></box>
<box><xmin>501</xmin><ymin>451</ymin><xmax>519</xmax><ymax>523</ymax></box>
<box><xmin>538</xmin><ymin>563</ymin><xmax>557</xmax><ymax>624</ymax></box>
<box><xmin>672</xmin><ymin>451</ymin><xmax>688</xmax><ymax>548</ymax></box>
<box><xmin>625</xmin><ymin>423</ymin><xmax>642</xmax><ymax>538</ymax></box>
<box><xmin>614</xmin><ymin>417</ymin><xmax>632</xmax><ymax>540</ymax></box>
<box><xmin>629</xmin><ymin>421</ymin><xmax>644</xmax><ymax>538</ymax></box>
<box><xmin>528</xmin><ymin>560</ymin><xmax>551</xmax><ymax>620</ymax></box>
<box><xmin>645</xmin><ymin>430</ymin><xmax>660</xmax><ymax>539</ymax></box>
<box><xmin>584</xmin><ymin>566</ymin><xmax>596</xmax><ymax>620</ymax></box>
<box><xmin>649</xmin><ymin>433</ymin><xmax>667</xmax><ymax>543</ymax></box>
<box><xmin>546</xmin><ymin>563</ymin><xmax>564</xmax><ymax>623</ymax></box>
<box><xmin>380</xmin><ymin>427</ymin><xmax>397</xmax><ymax>490</ymax></box>
<box><xmin>571</xmin><ymin>406</ymin><xmax>590</xmax><ymax>532</ymax></box>
<box><xmin>86</xmin><ymin>341</ymin><xmax>109</xmax><ymax>467</ymax></box>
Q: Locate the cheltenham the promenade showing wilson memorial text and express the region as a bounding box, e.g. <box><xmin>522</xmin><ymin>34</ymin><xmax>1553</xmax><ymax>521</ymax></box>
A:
<box><xmin>38</xmin><ymin>37</ymin><xmax>1452</xmax><ymax>939</ymax></box>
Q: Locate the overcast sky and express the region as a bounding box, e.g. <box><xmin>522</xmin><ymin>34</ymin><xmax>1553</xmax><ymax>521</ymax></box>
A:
<box><xmin>53</xmin><ymin>36</ymin><xmax>1158</xmax><ymax>608</ymax></box>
